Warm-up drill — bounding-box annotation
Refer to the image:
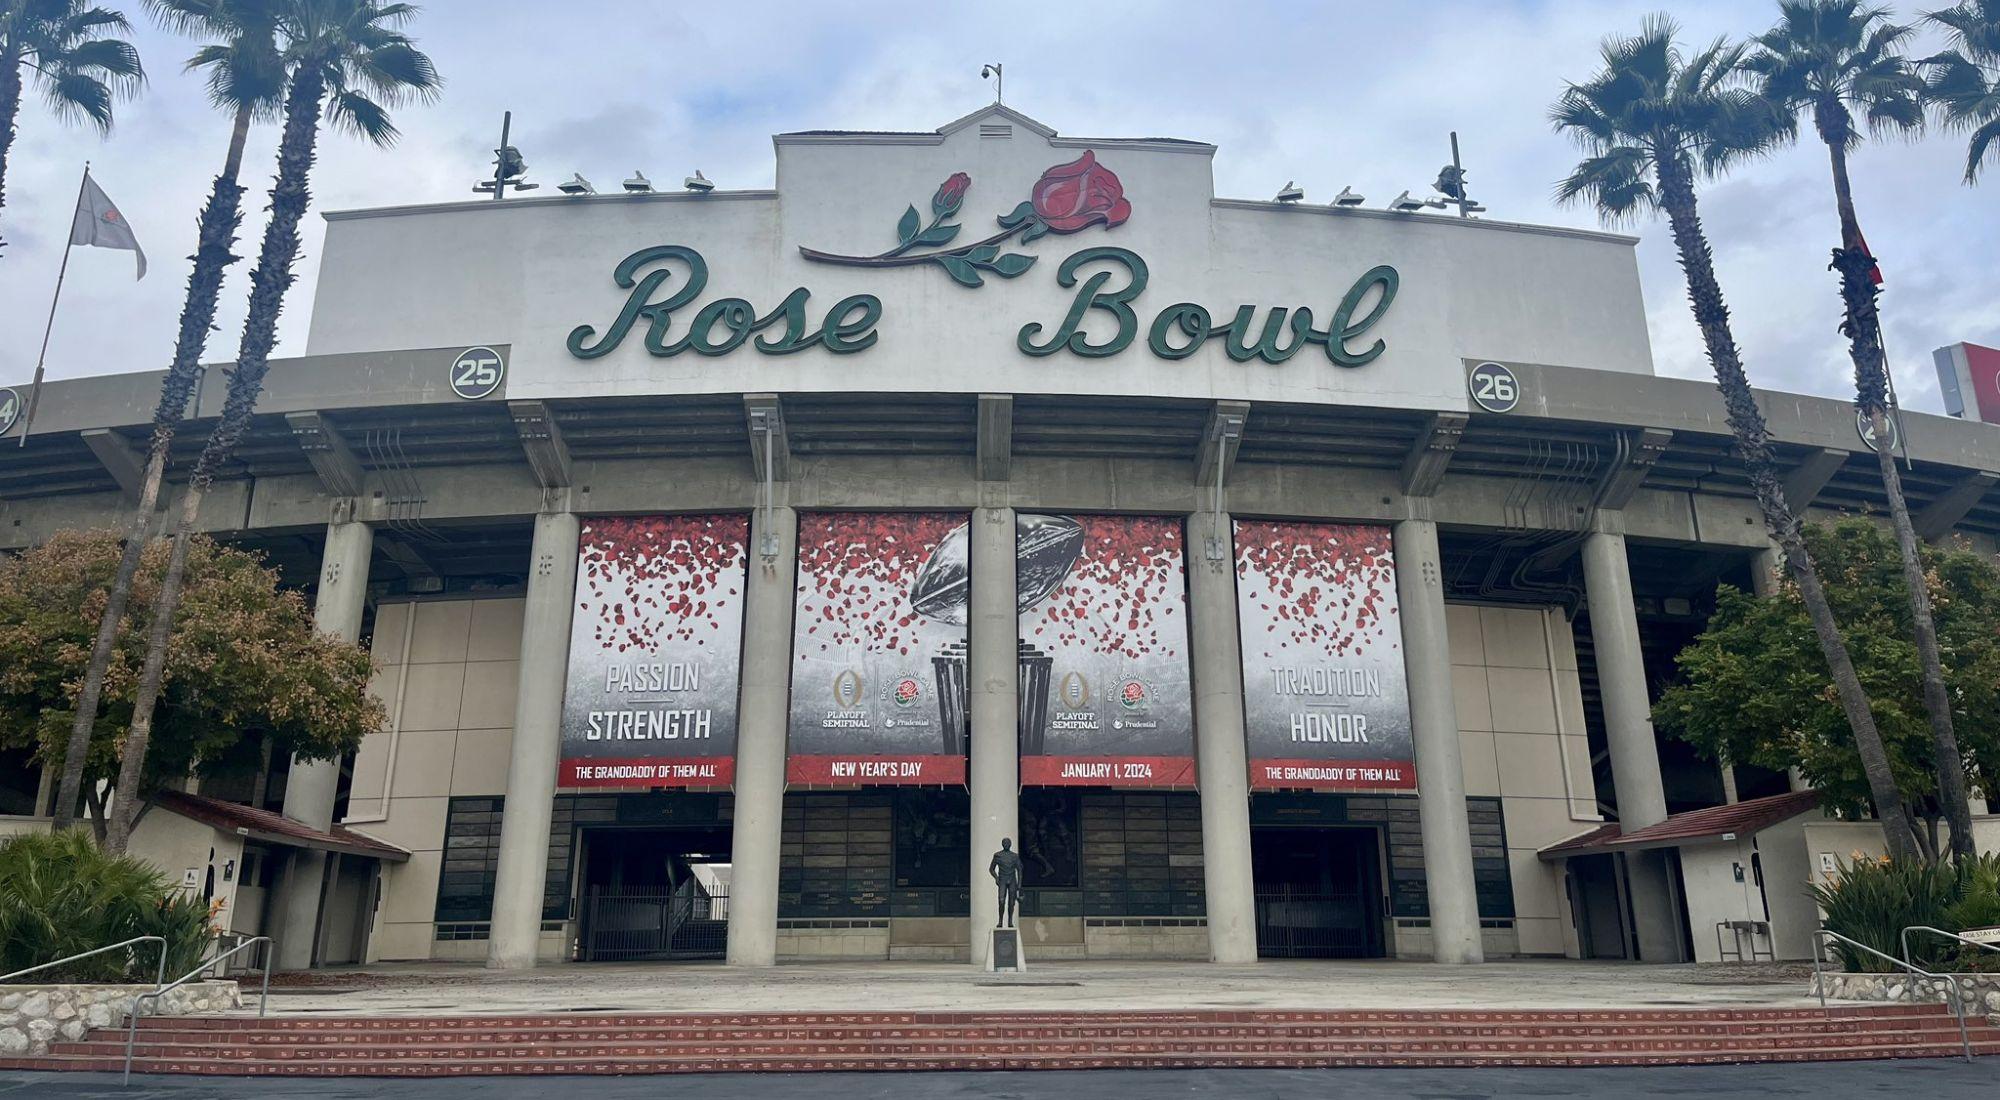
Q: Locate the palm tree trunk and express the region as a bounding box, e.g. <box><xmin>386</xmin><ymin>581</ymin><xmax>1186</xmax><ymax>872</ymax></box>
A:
<box><xmin>0</xmin><ymin>36</ymin><xmax>23</xmax><ymax>255</ymax></box>
<box><xmin>1654</xmin><ymin>153</ymin><xmax>1919</xmax><ymax>862</ymax></box>
<box><xmin>106</xmin><ymin>69</ymin><xmax>329</xmax><ymax>852</ymax></box>
<box><xmin>54</xmin><ymin>102</ymin><xmax>256</xmax><ymax>835</ymax></box>
<box><xmin>1823</xmin><ymin>138</ymin><xmax>1977</xmax><ymax>860</ymax></box>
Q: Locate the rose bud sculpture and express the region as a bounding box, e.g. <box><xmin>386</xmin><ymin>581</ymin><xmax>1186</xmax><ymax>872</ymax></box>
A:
<box><xmin>800</xmin><ymin>151</ymin><xmax>1134</xmax><ymax>288</ymax></box>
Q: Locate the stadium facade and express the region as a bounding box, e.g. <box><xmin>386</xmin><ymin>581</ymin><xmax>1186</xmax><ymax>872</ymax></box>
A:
<box><xmin>4</xmin><ymin>105</ymin><xmax>1998</xmax><ymax>971</ymax></box>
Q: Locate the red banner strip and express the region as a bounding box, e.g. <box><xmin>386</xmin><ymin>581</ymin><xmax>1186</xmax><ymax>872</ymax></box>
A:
<box><xmin>1248</xmin><ymin>758</ymin><xmax>1416</xmax><ymax>791</ymax></box>
<box><xmin>1020</xmin><ymin>755</ymin><xmax>1197</xmax><ymax>788</ymax></box>
<box><xmin>787</xmin><ymin>754</ymin><xmax>967</xmax><ymax>786</ymax></box>
<box><xmin>559</xmin><ymin>756</ymin><xmax>735</xmax><ymax>789</ymax></box>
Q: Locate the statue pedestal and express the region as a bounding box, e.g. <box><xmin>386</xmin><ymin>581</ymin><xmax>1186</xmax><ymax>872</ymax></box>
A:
<box><xmin>986</xmin><ymin>927</ymin><xmax>1027</xmax><ymax>972</ymax></box>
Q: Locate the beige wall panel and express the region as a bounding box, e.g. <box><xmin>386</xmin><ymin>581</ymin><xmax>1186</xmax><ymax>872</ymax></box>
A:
<box><xmin>1479</xmin><ymin>607</ymin><xmax>1551</xmax><ymax>669</ymax></box>
<box><xmin>458</xmin><ymin>661</ymin><xmax>521</xmax><ymax>730</ymax></box>
<box><xmin>1458</xmin><ymin>730</ymin><xmax>1501</xmax><ymax>798</ymax></box>
<box><xmin>467</xmin><ymin>598</ymin><xmax>527</xmax><ymax>662</ymax></box>
<box><xmin>1493</xmin><ymin>731</ymin><xmax>1565</xmax><ymax>798</ymax></box>
<box><xmin>1486</xmin><ymin>667</ymin><xmax>1559</xmax><ymax>735</ymax></box>
<box><xmin>451</xmin><ymin>728</ymin><xmax>516</xmax><ymax>797</ymax></box>
<box><xmin>408</xmin><ymin>600</ymin><xmax>473</xmax><ymax>665</ymax></box>
<box><xmin>397</xmin><ymin>663</ymin><xmax>467</xmax><ymax>732</ymax></box>
<box><xmin>1444</xmin><ymin>604</ymin><xmax>1484</xmax><ymax>667</ymax></box>
<box><xmin>1450</xmin><ymin>664</ymin><xmax>1493</xmax><ymax>733</ymax></box>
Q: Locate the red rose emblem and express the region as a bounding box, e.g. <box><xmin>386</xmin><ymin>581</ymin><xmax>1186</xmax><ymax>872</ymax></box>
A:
<box><xmin>933</xmin><ymin>172</ymin><xmax>971</xmax><ymax>216</ymax></box>
<box><xmin>1030</xmin><ymin>151</ymin><xmax>1131</xmax><ymax>234</ymax></box>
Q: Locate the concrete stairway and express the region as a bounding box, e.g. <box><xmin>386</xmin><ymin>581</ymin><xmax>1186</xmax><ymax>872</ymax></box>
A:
<box><xmin>5</xmin><ymin>1005</ymin><xmax>1995</xmax><ymax>1075</ymax></box>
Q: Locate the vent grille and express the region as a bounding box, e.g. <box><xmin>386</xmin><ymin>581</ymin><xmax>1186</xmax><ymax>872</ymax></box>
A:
<box><xmin>979</xmin><ymin>123</ymin><xmax>1012</xmax><ymax>138</ymax></box>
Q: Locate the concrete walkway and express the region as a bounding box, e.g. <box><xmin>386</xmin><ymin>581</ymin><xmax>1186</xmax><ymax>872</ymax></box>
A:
<box><xmin>248</xmin><ymin>959</ymin><xmax>1821</xmax><ymax>1017</ymax></box>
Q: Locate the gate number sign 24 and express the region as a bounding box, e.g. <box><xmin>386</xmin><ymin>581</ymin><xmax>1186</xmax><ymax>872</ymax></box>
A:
<box><xmin>1468</xmin><ymin>361</ymin><xmax>1519</xmax><ymax>414</ymax></box>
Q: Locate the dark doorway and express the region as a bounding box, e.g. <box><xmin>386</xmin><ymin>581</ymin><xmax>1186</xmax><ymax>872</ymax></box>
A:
<box><xmin>1565</xmin><ymin>853</ymin><xmax>1629</xmax><ymax>959</ymax></box>
<box><xmin>576</xmin><ymin>825</ymin><xmax>732</xmax><ymax>961</ymax></box>
<box><xmin>1250</xmin><ymin>826</ymin><xmax>1385</xmax><ymax>958</ymax></box>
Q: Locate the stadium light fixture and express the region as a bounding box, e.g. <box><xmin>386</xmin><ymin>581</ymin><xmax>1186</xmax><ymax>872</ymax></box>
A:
<box><xmin>557</xmin><ymin>174</ymin><xmax>595</xmax><ymax>196</ymax></box>
<box><xmin>623</xmin><ymin>171</ymin><xmax>653</xmax><ymax>194</ymax></box>
<box><xmin>1275</xmin><ymin>181</ymin><xmax>1304</xmax><ymax>203</ymax></box>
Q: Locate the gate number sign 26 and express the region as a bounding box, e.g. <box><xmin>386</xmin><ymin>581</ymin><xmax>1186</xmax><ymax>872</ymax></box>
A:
<box><xmin>451</xmin><ymin>347</ymin><xmax>505</xmax><ymax>400</ymax></box>
<box><xmin>1468</xmin><ymin>361</ymin><xmax>1520</xmax><ymax>413</ymax></box>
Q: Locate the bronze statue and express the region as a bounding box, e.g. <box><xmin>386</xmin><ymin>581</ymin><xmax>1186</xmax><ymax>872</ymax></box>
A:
<box><xmin>988</xmin><ymin>837</ymin><xmax>1023</xmax><ymax>928</ymax></box>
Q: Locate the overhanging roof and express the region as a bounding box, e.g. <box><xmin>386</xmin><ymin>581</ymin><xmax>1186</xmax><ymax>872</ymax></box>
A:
<box><xmin>151</xmin><ymin>790</ymin><xmax>409</xmax><ymax>862</ymax></box>
<box><xmin>1539</xmin><ymin>790</ymin><xmax>1823</xmax><ymax>860</ymax></box>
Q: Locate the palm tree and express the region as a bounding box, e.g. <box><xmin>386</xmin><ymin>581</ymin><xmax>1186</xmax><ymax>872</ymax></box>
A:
<box><xmin>1551</xmin><ymin>16</ymin><xmax>1922</xmax><ymax>862</ymax></box>
<box><xmin>0</xmin><ymin>0</ymin><xmax>143</xmax><ymax>254</ymax></box>
<box><xmin>104</xmin><ymin>0</ymin><xmax>438</xmax><ymax>853</ymax></box>
<box><xmin>50</xmin><ymin>0</ymin><xmax>282</xmax><ymax>834</ymax></box>
<box><xmin>1746</xmin><ymin>0</ymin><xmax>1974</xmax><ymax>860</ymax></box>
<box><xmin>1923</xmin><ymin>0</ymin><xmax>2000</xmax><ymax>181</ymax></box>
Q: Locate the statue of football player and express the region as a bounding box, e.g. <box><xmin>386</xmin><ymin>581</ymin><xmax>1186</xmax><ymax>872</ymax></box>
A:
<box><xmin>988</xmin><ymin>837</ymin><xmax>1023</xmax><ymax>929</ymax></box>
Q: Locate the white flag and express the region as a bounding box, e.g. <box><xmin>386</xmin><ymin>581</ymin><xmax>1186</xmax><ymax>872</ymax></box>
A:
<box><xmin>69</xmin><ymin>174</ymin><xmax>145</xmax><ymax>279</ymax></box>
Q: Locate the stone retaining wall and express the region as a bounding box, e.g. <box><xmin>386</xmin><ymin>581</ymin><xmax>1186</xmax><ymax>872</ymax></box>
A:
<box><xmin>1812</xmin><ymin>970</ymin><xmax>2000</xmax><ymax>1020</ymax></box>
<box><xmin>0</xmin><ymin>981</ymin><xmax>239</xmax><ymax>1056</ymax></box>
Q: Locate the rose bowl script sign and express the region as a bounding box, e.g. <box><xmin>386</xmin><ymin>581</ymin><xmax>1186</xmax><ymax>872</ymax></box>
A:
<box><xmin>1016</xmin><ymin>514</ymin><xmax>1195</xmax><ymax>788</ymax></box>
<box><xmin>559</xmin><ymin>515</ymin><xmax>748</xmax><ymax>789</ymax></box>
<box><xmin>787</xmin><ymin>512</ymin><xmax>969</xmax><ymax>785</ymax></box>
<box><xmin>1234</xmin><ymin>520</ymin><xmax>1416</xmax><ymax>791</ymax></box>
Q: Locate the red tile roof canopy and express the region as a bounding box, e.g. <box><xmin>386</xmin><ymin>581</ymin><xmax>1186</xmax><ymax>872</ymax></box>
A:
<box><xmin>1539</xmin><ymin>790</ymin><xmax>1822</xmax><ymax>860</ymax></box>
<box><xmin>149</xmin><ymin>791</ymin><xmax>409</xmax><ymax>862</ymax></box>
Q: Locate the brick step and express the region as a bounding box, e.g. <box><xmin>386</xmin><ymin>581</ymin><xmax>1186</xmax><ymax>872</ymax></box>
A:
<box><xmin>80</xmin><ymin>1018</ymin><xmax>1996</xmax><ymax>1052</ymax></box>
<box><xmin>4</xmin><ymin>1042</ymin><xmax>1991</xmax><ymax>1076</ymax></box>
<box><xmin>146</xmin><ymin>1005</ymin><xmax>1949</xmax><ymax>1030</ymax></box>
<box><xmin>65</xmin><ymin>1032</ymin><xmax>2000</xmax><ymax>1062</ymax></box>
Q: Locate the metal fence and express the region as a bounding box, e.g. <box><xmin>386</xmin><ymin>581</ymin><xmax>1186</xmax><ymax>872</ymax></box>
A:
<box><xmin>1254</xmin><ymin>888</ymin><xmax>1376</xmax><ymax>959</ymax></box>
<box><xmin>580</xmin><ymin>881</ymin><xmax>729</xmax><ymax>962</ymax></box>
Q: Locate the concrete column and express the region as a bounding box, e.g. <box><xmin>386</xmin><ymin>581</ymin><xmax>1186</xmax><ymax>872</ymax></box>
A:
<box><xmin>1581</xmin><ymin>521</ymin><xmax>1680</xmax><ymax>961</ymax></box>
<box><xmin>272</xmin><ymin>516</ymin><xmax>372</xmax><ymax>970</ymax></box>
<box><xmin>1749</xmin><ymin>542</ymin><xmax>1782</xmax><ymax>599</ymax></box>
<box><xmin>726</xmin><ymin>505</ymin><xmax>796</xmax><ymax>967</ymax></box>
<box><xmin>967</xmin><ymin>507</ymin><xmax>1019</xmax><ymax>967</ymax></box>
<box><xmin>1392</xmin><ymin>513</ymin><xmax>1484</xmax><ymax>964</ymax></box>
<box><xmin>1185</xmin><ymin>510</ymin><xmax>1259</xmax><ymax>964</ymax></box>
<box><xmin>486</xmin><ymin>509</ymin><xmax>581</xmax><ymax>970</ymax></box>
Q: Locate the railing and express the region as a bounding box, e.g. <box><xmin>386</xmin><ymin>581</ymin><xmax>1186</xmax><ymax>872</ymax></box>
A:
<box><xmin>581</xmin><ymin>882</ymin><xmax>729</xmax><ymax>962</ymax></box>
<box><xmin>1901</xmin><ymin>925</ymin><xmax>2000</xmax><ymax>970</ymax></box>
<box><xmin>0</xmin><ymin>936</ymin><xmax>168</xmax><ymax>991</ymax></box>
<box><xmin>123</xmin><ymin>936</ymin><xmax>272</xmax><ymax>1086</ymax></box>
<box><xmin>1252</xmin><ymin>889</ymin><xmax>1375</xmax><ymax>959</ymax></box>
<box><xmin>1811</xmin><ymin>929</ymin><xmax>1972</xmax><ymax>1063</ymax></box>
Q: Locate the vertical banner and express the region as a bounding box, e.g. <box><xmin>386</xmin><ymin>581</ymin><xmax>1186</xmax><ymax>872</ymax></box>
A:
<box><xmin>1017</xmin><ymin>514</ymin><xmax>1195</xmax><ymax>787</ymax></box>
<box><xmin>788</xmin><ymin>512</ymin><xmax>969</xmax><ymax>784</ymax></box>
<box><xmin>559</xmin><ymin>515</ymin><xmax>748</xmax><ymax>788</ymax></box>
<box><xmin>1234</xmin><ymin>520</ymin><xmax>1416</xmax><ymax>791</ymax></box>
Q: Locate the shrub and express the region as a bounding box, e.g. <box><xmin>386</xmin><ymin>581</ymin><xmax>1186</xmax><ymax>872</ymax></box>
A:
<box><xmin>1812</xmin><ymin>853</ymin><xmax>2000</xmax><ymax>972</ymax></box>
<box><xmin>0</xmin><ymin>831</ymin><xmax>218</xmax><ymax>984</ymax></box>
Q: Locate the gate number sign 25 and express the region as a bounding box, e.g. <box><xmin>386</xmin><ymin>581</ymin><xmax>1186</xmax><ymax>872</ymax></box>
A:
<box><xmin>451</xmin><ymin>347</ymin><xmax>505</xmax><ymax>400</ymax></box>
<box><xmin>1468</xmin><ymin>361</ymin><xmax>1519</xmax><ymax>413</ymax></box>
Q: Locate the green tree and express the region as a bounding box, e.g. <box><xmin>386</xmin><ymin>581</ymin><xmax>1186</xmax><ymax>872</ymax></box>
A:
<box><xmin>1744</xmin><ymin>1</ymin><xmax>1975</xmax><ymax>858</ymax></box>
<box><xmin>52</xmin><ymin>0</ymin><xmax>284</xmax><ymax>834</ymax></box>
<box><xmin>109</xmin><ymin>0</ymin><xmax>437</xmax><ymax>850</ymax></box>
<box><xmin>1922</xmin><ymin>0</ymin><xmax>2000</xmax><ymax>181</ymax></box>
<box><xmin>0</xmin><ymin>528</ymin><xmax>385</xmax><ymax>848</ymax></box>
<box><xmin>1656</xmin><ymin>518</ymin><xmax>2000</xmax><ymax>859</ymax></box>
<box><xmin>0</xmin><ymin>0</ymin><xmax>143</xmax><ymax>254</ymax></box>
<box><xmin>1550</xmin><ymin>16</ymin><xmax>1921</xmax><ymax>860</ymax></box>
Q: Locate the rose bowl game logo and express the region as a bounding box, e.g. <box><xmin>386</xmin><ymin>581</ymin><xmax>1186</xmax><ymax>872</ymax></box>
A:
<box><xmin>889</xmin><ymin>677</ymin><xmax>923</xmax><ymax>708</ymax></box>
<box><xmin>800</xmin><ymin>151</ymin><xmax>1131</xmax><ymax>288</ymax></box>
<box><xmin>1117</xmin><ymin>679</ymin><xmax>1150</xmax><ymax>711</ymax></box>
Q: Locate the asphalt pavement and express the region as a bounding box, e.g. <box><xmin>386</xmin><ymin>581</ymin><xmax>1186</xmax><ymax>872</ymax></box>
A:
<box><xmin>1</xmin><ymin>1062</ymin><xmax>1991</xmax><ymax>1100</ymax></box>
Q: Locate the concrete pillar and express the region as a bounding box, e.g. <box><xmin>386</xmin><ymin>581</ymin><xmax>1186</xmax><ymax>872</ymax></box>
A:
<box><xmin>272</xmin><ymin>516</ymin><xmax>372</xmax><ymax>970</ymax></box>
<box><xmin>968</xmin><ymin>507</ymin><xmax>1019</xmax><ymax>967</ymax></box>
<box><xmin>1581</xmin><ymin>521</ymin><xmax>1680</xmax><ymax>961</ymax></box>
<box><xmin>486</xmin><ymin>509</ymin><xmax>581</xmax><ymax>970</ymax></box>
<box><xmin>1185</xmin><ymin>510</ymin><xmax>1259</xmax><ymax>965</ymax></box>
<box><xmin>1392</xmin><ymin>513</ymin><xmax>1484</xmax><ymax>964</ymax></box>
<box><xmin>1749</xmin><ymin>542</ymin><xmax>1782</xmax><ymax>599</ymax></box>
<box><xmin>726</xmin><ymin>504</ymin><xmax>796</xmax><ymax>967</ymax></box>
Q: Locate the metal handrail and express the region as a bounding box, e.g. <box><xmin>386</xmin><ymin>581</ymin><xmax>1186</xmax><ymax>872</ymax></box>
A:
<box><xmin>1811</xmin><ymin>929</ymin><xmax>1972</xmax><ymax>1062</ymax></box>
<box><xmin>1902</xmin><ymin>925</ymin><xmax>2000</xmax><ymax>969</ymax></box>
<box><xmin>122</xmin><ymin>935</ymin><xmax>271</xmax><ymax>1086</ymax></box>
<box><xmin>0</xmin><ymin>936</ymin><xmax>167</xmax><ymax>991</ymax></box>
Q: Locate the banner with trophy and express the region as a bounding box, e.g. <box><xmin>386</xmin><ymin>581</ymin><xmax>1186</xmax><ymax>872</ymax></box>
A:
<box><xmin>1016</xmin><ymin>514</ymin><xmax>1195</xmax><ymax>787</ymax></box>
<box><xmin>1233</xmin><ymin>519</ymin><xmax>1416</xmax><ymax>791</ymax></box>
<box><xmin>559</xmin><ymin>514</ymin><xmax>748</xmax><ymax>788</ymax></box>
<box><xmin>788</xmin><ymin>511</ymin><xmax>970</xmax><ymax>784</ymax></box>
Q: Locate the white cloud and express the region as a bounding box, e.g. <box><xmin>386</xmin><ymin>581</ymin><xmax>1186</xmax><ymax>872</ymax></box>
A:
<box><xmin>1</xmin><ymin>0</ymin><xmax>1992</xmax><ymax>412</ymax></box>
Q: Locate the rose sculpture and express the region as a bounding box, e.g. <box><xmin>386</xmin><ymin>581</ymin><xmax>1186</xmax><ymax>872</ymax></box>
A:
<box><xmin>799</xmin><ymin>151</ymin><xmax>1132</xmax><ymax>287</ymax></box>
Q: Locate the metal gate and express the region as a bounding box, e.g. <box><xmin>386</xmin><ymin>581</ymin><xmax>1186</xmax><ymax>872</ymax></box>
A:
<box><xmin>580</xmin><ymin>880</ymin><xmax>729</xmax><ymax>962</ymax></box>
<box><xmin>1254</xmin><ymin>886</ymin><xmax>1374</xmax><ymax>958</ymax></box>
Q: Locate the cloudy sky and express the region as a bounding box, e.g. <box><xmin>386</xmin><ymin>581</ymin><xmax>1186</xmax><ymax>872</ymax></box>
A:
<box><xmin>1</xmin><ymin>0</ymin><xmax>1993</xmax><ymax>411</ymax></box>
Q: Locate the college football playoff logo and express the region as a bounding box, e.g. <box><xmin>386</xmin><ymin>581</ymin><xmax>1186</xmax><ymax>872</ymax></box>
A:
<box><xmin>832</xmin><ymin>669</ymin><xmax>864</xmax><ymax>709</ymax></box>
<box><xmin>1057</xmin><ymin>671</ymin><xmax>1090</xmax><ymax>710</ymax></box>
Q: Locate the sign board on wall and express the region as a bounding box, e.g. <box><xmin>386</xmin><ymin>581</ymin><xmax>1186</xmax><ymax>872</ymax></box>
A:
<box><xmin>1233</xmin><ymin>519</ymin><xmax>1416</xmax><ymax>791</ymax></box>
<box><xmin>1016</xmin><ymin>514</ymin><xmax>1195</xmax><ymax>787</ymax></box>
<box><xmin>788</xmin><ymin>512</ymin><xmax>969</xmax><ymax>785</ymax></box>
<box><xmin>1934</xmin><ymin>341</ymin><xmax>2000</xmax><ymax>424</ymax></box>
<box><xmin>558</xmin><ymin>514</ymin><xmax>748</xmax><ymax>788</ymax></box>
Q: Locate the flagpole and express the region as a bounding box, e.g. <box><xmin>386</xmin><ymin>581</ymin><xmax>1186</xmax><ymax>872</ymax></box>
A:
<box><xmin>17</xmin><ymin>163</ymin><xmax>91</xmax><ymax>449</ymax></box>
